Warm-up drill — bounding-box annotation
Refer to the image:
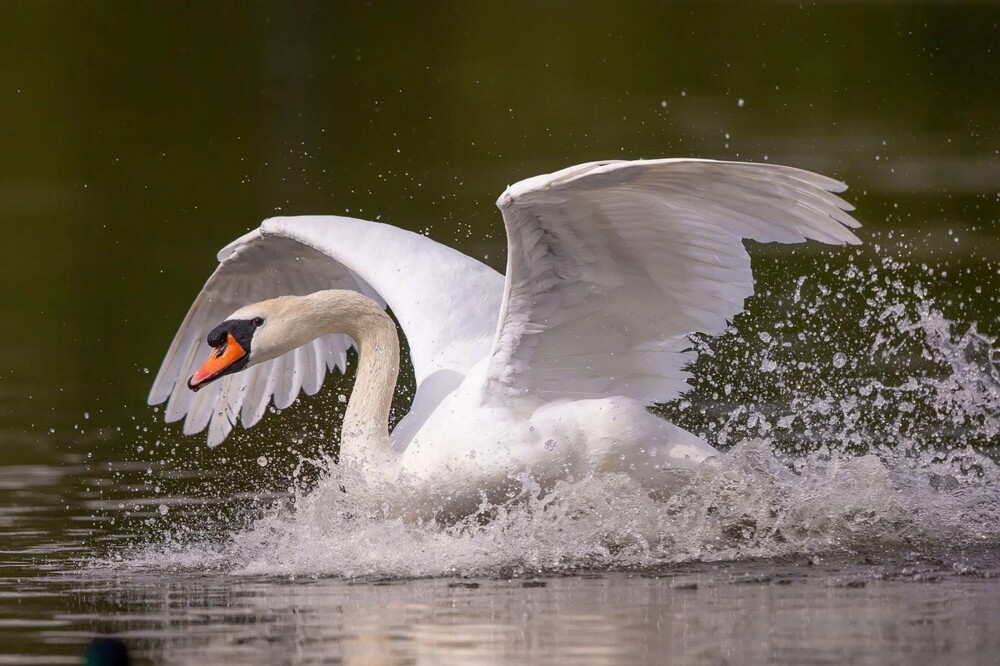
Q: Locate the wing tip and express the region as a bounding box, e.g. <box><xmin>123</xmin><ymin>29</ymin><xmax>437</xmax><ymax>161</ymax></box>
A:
<box><xmin>147</xmin><ymin>387</ymin><xmax>167</xmax><ymax>407</ymax></box>
<box><xmin>824</xmin><ymin>178</ymin><xmax>849</xmax><ymax>195</ymax></box>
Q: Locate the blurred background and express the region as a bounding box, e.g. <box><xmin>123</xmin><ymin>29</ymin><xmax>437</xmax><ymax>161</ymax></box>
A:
<box><xmin>1</xmin><ymin>0</ymin><xmax>997</xmax><ymax>470</ymax></box>
<box><xmin>3</xmin><ymin>2</ymin><xmax>997</xmax><ymax>466</ymax></box>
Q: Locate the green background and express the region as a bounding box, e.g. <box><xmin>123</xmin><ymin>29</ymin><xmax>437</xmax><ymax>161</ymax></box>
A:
<box><xmin>4</xmin><ymin>2</ymin><xmax>997</xmax><ymax>461</ymax></box>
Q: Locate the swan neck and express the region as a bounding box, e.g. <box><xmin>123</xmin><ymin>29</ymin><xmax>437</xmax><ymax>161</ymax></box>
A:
<box><xmin>261</xmin><ymin>289</ymin><xmax>400</xmax><ymax>471</ymax></box>
<box><xmin>343</xmin><ymin>314</ymin><xmax>399</xmax><ymax>445</ymax></box>
<box><xmin>311</xmin><ymin>292</ymin><xmax>400</xmax><ymax>464</ymax></box>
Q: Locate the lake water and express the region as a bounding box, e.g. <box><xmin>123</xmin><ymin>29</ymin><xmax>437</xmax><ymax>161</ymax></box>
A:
<box><xmin>2</xmin><ymin>2</ymin><xmax>999</xmax><ymax>664</ymax></box>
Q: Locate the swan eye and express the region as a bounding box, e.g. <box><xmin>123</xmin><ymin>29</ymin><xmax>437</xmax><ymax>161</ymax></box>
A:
<box><xmin>252</xmin><ymin>317</ymin><xmax>264</xmax><ymax>327</ymax></box>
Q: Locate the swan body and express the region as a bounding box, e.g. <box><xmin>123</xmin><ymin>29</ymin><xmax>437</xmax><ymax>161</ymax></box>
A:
<box><xmin>149</xmin><ymin>159</ymin><xmax>860</xmax><ymax>514</ymax></box>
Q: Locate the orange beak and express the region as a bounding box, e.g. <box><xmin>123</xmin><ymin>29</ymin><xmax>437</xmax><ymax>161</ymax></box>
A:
<box><xmin>188</xmin><ymin>333</ymin><xmax>247</xmax><ymax>391</ymax></box>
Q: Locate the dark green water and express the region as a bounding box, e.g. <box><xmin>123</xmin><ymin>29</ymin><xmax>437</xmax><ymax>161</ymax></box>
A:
<box><xmin>2</xmin><ymin>2</ymin><xmax>999</xmax><ymax>664</ymax></box>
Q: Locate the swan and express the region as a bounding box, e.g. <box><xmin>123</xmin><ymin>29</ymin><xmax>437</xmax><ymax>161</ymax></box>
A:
<box><xmin>149</xmin><ymin>159</ymin><xmax>860</xmax><ymax>514</ymax></box>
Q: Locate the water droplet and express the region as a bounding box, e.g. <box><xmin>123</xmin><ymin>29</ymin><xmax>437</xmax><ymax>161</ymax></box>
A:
<box><xmin>257</xmin><ymin>456</ymin><xmax>268</xmax><ymax>467</ymax></box>
<box><xmin>737</xmin><ymin>98</ymin><xmax>745</xmax><ymax>107</ymax></box>
<box><xmin>832</xmin><ymin>352</ymin><xmax>848</xmax><ymax>368</ymax></box>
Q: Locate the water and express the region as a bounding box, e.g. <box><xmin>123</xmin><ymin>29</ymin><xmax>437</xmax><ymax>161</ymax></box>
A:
<box><xmin>10</xmin><ymin>559</ymin><xmax>1000</xmax><ymax>665</ymax></box>
<box><xmin>3</xmin><ymin>2</ymin><xmax>1000</xmax><ymax>664</ymax></box>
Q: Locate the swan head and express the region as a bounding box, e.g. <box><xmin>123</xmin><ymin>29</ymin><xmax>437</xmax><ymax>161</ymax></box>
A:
<box><xmin>187</xmin><ymin>295</ymin><xmax>319</xmax><ymax>391</ymax></box>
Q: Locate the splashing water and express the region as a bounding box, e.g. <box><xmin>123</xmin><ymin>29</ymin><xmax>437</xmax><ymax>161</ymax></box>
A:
<box><xmin>128</xmin><ymin>440</ymin><xmax>1000</xmax><ymax>578</ymax></box>
<box><xmin>123</xmin><ymin>249</ymin><xmax>1000</xmax><ymax>578</ymax></box>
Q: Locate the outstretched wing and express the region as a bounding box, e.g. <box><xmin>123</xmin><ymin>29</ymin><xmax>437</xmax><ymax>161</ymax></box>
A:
<box><xmin>484</xmin><ymin>159</ymin><xmax>861</xmax><ymax>405</ymax></box>
<box><xmin>150</xmin><ymin>215</ymin><xmax>503</xmax><ymax>446</ymax></box>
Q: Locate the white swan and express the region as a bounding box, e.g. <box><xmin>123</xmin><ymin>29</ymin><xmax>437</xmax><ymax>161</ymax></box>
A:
<box><xmin>149</xmin><ymin>159</ymin><xmax>860</xmax><ymax>514</ymax></box>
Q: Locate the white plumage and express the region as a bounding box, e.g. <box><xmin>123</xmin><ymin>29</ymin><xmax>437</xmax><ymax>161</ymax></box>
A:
<box><xmin>149</xmin><ymin>159</ymin><xmax>860</xmax><ymax>508</ymax></box>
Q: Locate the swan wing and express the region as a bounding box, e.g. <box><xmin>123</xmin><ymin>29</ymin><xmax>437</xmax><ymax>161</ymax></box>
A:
<box><xmin>484</xmin><ymin>158</ymin><xmax>860</xmax><ymax>404</ymax></box>
<box><xmin>150</xmin><ymin>215</ymin><xmax>503</xmax><ymax>446</ymax></box>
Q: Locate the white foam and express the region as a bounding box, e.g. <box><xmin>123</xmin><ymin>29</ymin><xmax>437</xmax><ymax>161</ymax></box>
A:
<box><xmin>123</xmin><ymin>435</ymin><xmax>999</xmax><ymax>578</ymax></box>
<box><xmin>125</xmin><ymin>252</ymin><xmax>1000</xmax><ymax>578</ymax></box>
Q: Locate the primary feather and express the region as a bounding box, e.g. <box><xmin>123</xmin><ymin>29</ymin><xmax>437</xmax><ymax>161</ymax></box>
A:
<box><xmin>484</xmin><ymin>158</ymin><xmax>859</xmax><ymax>405</ymax></box>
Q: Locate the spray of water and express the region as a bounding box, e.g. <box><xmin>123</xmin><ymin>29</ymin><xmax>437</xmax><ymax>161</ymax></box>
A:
<box><xmin>123</xmin><ymin>246</ymin><xmax>1000</xmax><ymax>578</ymax></box>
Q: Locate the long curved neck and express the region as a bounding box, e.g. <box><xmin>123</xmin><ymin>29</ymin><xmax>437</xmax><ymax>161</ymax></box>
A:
<box><xmin>297</xmin><ymin>290</ymin><xmax>400</xmax><ymax>464</ymax></box>
<box><xmin>341</xmin><ymin>305</ymin><xmax>400</xmax><ymax>448</ymax></box>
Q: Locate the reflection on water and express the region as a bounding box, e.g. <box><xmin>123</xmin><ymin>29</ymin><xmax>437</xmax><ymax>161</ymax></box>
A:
<box><xmin>14</xmin><ymin>556</ymin><xmax>1000</xmax><ymax>665</ymax></box>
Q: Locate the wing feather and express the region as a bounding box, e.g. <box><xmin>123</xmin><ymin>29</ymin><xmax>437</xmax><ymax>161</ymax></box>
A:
<box><xmin>241</xmin><ymin>357</ymin><xmax>278</xmax><ymax>429</ymax></box>
<box><xmin>150</xmin><ymin>216</ymin><xmax>503</xmax><ymax>447</ymax></box>
<box><xmin>484</xmin><ymin>158</ymin><xmax>860</xmax><ymax>405</ymax></box>
<box><xmin>300</xmin><ymin>338</ymin><xmax>325</xmax><ymax>396</ymax></box>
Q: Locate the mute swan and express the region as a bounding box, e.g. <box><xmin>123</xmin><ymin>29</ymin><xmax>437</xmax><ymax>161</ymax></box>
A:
<box><xmin>149</xmin><ymin>159</ymin><xmax>860</xmax><ymax>513</ymax></box>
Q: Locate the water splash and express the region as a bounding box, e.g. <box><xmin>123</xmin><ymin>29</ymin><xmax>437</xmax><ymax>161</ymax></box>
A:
<box><xmin>120</xmin><ymin>249</ymin><xmax>1000</xmax><ymax>578</ymax></box>
<box><xmin>125</xmin><ymin>436</ymin><xmax>1000</xmax><ymax>578</ymax></box>
<box><xmin>672</xmin><ymin>251</ymin><xmax>1000</xmax><ymax>456</ymax></box>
